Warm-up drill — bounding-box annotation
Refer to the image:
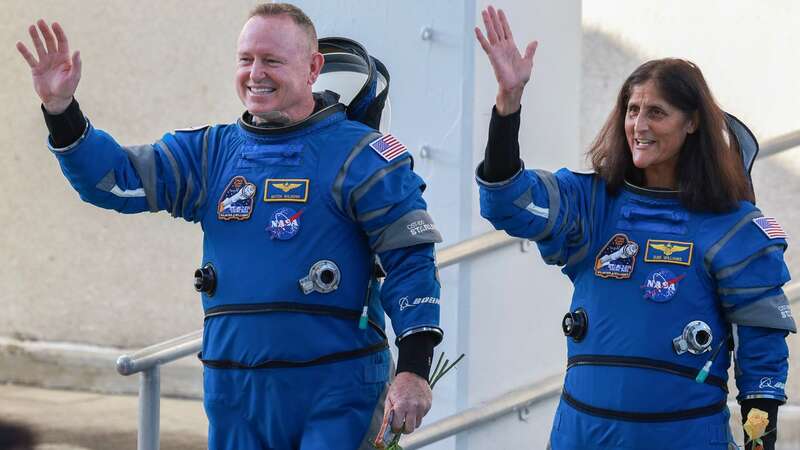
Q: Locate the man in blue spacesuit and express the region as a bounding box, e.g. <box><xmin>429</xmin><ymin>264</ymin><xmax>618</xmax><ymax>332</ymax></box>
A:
<box><xmin>17</xmin><ymin>3</ymin><xmax>442</xmax><ymax>449</ymax></box>
<box><xmin>474</xmin><ymin>6</ymin><xmax>794</xmax><ymax>450</ymax></box>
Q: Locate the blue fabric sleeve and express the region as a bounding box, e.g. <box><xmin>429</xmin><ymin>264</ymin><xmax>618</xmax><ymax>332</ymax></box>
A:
<box><xmin>379</xmin><ymin>243</ymin><xmax>441</xmax><ymax>343</ymax></box>
<box><xmin>49</xmin><ymin>121</ymin><xmax>210</xmax><ymax>222</ymax></box>
<box><xmin>478</xmin><ymin>166</ymin><xmax>596</xmax><ymax>268</ymax></box>
<box><xmin>335</xmin><ymin>139</ymin><xmax>443</xmax><ymax>342</ymax></box>
<box><xmin>734</xmin><ymin>325</ymin><xmax>790</xmax><ymax>402</ymax></box>
<box><xmin>708</xmin><ymin>210</ymin><xmax>795</xmax><ymax>332</ymax></box>
<box><xmin>706</xmin><ymin>208</ymin><xmax>795</xmax><ymax>402</ymax></box>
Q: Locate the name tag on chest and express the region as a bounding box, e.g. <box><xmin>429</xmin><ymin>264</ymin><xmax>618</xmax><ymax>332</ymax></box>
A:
<box><xmin>264</xmin><ymin>179</ymin><xmax>310</xmax><ymax>203</ymax></box>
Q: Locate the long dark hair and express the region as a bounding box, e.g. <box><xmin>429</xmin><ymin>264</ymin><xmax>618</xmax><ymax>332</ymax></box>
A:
<box><xmin>589</xmin><ymin>58</ymin><xmax>754</xmax><ymax>212</ymax></box>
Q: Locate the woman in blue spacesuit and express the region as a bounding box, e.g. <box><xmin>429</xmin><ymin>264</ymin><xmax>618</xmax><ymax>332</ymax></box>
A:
<box><xmin>475</xmin><ymin>5</ymin><xmax>794</xmax><ymax>450</ymax></box>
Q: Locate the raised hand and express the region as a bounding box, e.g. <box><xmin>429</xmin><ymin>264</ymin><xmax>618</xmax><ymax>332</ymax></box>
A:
<box><xmin>16</xmin><ymin>20</ymin><xmax>82</xmax><ymax>114</ymax></box>
<box><xmin>474</xmin><ymin>6</ymin><xmax>538</xmax><ymax>116</ymax></box>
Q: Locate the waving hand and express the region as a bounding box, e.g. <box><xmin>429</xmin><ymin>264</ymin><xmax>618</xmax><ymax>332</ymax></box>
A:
<box><xmin>16</xmin><ymin>20</ymin><xmax>82</xmax><ymax>114</ymax></box>
<box><xmin>474</xmin><ymin>6</ymin><xmax>538</xmax><ymax>116</ymax></box>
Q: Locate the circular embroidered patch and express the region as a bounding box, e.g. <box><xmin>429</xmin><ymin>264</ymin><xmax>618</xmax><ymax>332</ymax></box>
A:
<box><xmin>641</xmin><ymin>269</ymin><xmax>684</xmax><ymax>302</ymax></box>
<box><xmin>267</xmin><ymin>207</ymin><xmax>302</xmax><ymax>240</ymax></box>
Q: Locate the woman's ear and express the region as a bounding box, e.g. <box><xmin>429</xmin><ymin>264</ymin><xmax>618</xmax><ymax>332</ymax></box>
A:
<box><xmin>687</xmin><ymin>111</ymin><xmax>699</xmax><ymax>134</ymax></box>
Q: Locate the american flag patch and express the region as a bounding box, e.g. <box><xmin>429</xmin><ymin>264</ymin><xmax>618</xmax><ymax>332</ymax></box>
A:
<box><xmin>752</xmin><ymin>216</ymin><xmax>788</xmax><ymax>239</ymax></box>
<box><xmin>369</xmin><ymin>134</ymin><xmax>407</xmax><ymax>162</ymax></box>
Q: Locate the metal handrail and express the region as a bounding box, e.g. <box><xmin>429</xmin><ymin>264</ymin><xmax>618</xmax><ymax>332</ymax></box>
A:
<box><xmin>116</xmin><ymin>330</ymin><xmax>202</xmax><ymax>376</ymax></box>
<box><xmin>116</xmin><ymin>129</ymin><xmax>799</xmax><ymax>450</ymax></box>
<box><xmin>115</xmin><ymin>330</ymin><xmax>203</xmax><ymax>450</ymax></box>
<box><xmin>402</xmin><ymin>281</ymin><xmax>800</xmax><ymax>448</ymax></box>
<box><xmin>403</xmin><ymin>375</ymin><xmax>564</xmax><ymax>449</ymax></box>
<box><xmin>758</xmin><ymin>129</ymin><xmax>800</xmax><ymax>158</ymax></box>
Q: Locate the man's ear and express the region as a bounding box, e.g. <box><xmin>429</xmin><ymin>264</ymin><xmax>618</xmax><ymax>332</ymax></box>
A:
<box><xmin>308</xmin><ymin>52</ymin><xmax>324</xmax><ymax>85</ymax></box>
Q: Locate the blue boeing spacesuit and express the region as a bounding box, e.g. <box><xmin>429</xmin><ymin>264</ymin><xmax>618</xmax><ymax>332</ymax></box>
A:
<box><xmin>478</xmin><ymin>165</ymin><xmax>795</xmax><ymax>449</ymax></box>
<box><xmin>49</xmin><ymin>92</ymin><xmax>443</xmax><ymax>449</ymax></box>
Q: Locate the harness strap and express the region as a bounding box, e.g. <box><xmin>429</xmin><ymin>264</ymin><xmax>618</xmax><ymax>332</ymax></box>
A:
<box><xmin>561</xmin><ymin>390</ymin><xmax>727</xmax><ymax>422</ymax></box>
<box><xmin>201</xmin><ymin>302</ymin><xmax>388</xmax><ymax>369</ymax></box>
<box><xmin>568</xmin><ymin>354</ymin><xmax>728</xmax><ymax>392</ymax></box>
<box><xmin>201</xmin><ymin>341</ymin><xmax>388</xmax><ymax>370</ymax></box>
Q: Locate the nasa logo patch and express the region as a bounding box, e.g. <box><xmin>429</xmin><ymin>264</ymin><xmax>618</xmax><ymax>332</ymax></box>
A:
<box><xmin>267</xmin><ymin>207</ymin><xmax>303</xmax><ymax>240</ymax></box>
<box><xmin>217</xmin><ymin>176</ymin><xmax>257</xmax><ymax>221</ymax></box>
<box><xmin>641</xmin><ymin>269</ymin><xmax>685</xmax><ymax>302</ymax></box>
<box><xmin>594</xmin><ymin>233</ymin><xmax>639</xmax><ymax>279</ymax></box>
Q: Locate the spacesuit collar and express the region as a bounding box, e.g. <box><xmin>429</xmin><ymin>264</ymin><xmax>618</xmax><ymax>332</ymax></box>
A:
<box><xmin>238</xmin><ymin>91</ymin><xmax>345</xmax><ymax>135</ymax></box>
<box><xmin>623</xmin><ymin>180</ymin><xmax>680</xmax><ymax>199</ymax></box>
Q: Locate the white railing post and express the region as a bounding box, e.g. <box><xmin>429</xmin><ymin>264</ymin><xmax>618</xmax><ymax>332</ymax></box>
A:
<box><xmin>139</xmin><ymin>366</ymin><xmax>161</xmax><ymax>450</ymax></box>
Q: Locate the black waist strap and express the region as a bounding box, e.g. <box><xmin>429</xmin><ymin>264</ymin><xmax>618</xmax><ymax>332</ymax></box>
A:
<box><xmin>200</xmin><ymin>302</ymin><xmax>388</xmax><ymax>369</ymax></box>
<box><xmin>567</xmin><ymin>355</ymin><xmax>728</xmax><ymax>392</ymax></box>
<box><xmin>205</xmin><ymin>302</ymin><xmax>386</xmax><ymax>338</ymax></box>
<box><xmin>200</xmin><ymin>341</ymin><xmax>388</xmax><ymax>370</ymax></box>
<box><xmin>561</xmin><ymin>390</ymin><xmax>727</xmax><ymax>422</ymax></box>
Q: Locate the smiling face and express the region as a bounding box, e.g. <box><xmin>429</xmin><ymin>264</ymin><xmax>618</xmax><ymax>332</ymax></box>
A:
<box><xmin>624</xmin><ymin>80</ymin><xmax>697</xmax><ymax>188</ymax></box>
<box><xmin>235</xmin><ymin>14</ymin><xmax>323</xmax><ymax>124</ymax></box>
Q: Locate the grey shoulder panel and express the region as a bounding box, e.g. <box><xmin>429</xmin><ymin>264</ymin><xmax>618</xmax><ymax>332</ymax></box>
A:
<box><xmin>371</xmin><ymin>209</ymin><xmax>443</xmax><ymax>253</ymax></box>
<box><xmin>565</xmin><ymin>217</ymin><xmax>591</xmax><ymax>267</ymax></box>
<box><xmin>350</xmin><ymin>157</ymin><xmax>412</xmax><ymax>221</ymax></box>
<box><xmin>154</xmin><ymin>141</ymin><xmax>183</xmax><ymax>217</ymax></box>
<box><xmin>191</xmin><ymin>128</ymin><xmax>211</xmax><ymax>219</ymax></box>
<box><xmin>703</xmin><ymin>209</ymin><xmax>763</xmax><ymax>273</ymax></box>
<box><xmin>715</xmin><ymin>244</ymin><xmax>785</xmax><ymax>281</ymax></box>
<box><xmin>530</xmin><ymin>169</ymin><xmax>561</xmax><ymax>242</ymax></box>
<box><xmin>725</xmin><ymin>293</ymin><xmax>797</xmax><ymax>333</ymax></box>
<box><xmin>358</xmin><ymin>204</ymin><xmax>394</xmax><ymax>224</ymax></box>
<box><xmin>95</xmin><ymin>170</ymin><xmax>117</xmax><ymax>192</ymax></box>
<box><xmin>122</xmin><ymin>144</ymin><xmax>160</xmax><ymax>212</ymax></box>
<box><xmin>332</xmin><ymin>131</ymin><xmax>382</xmax><ymax>214</ymax></box>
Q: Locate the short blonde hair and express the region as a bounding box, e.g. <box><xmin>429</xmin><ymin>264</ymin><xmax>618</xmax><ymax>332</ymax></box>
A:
<box><xmin>249</xmin><ymin>3</ymin><xmax>318</xmax><ymax>52</ymax></box>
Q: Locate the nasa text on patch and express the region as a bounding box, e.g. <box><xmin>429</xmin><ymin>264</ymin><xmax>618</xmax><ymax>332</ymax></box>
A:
<box><xmin>217</xmin><ymin>176</ymin><xmax>257</xmax><ymax>221</ymax></box>
<box><xmin>595</xmin><ymin>233</ymin><xmax>639</xmax><ymax>279</ymax></box>
<box><xmin>267</xmin><ymin>207</ymin><xmax>303</xmax><ymax>240</ymax></box>
<box><xmin>369</xmin><ymin>134</ymin><xmax>407</xmax><ymax>162</ymax></box>
<box><xmin>644</xmin><ymin>239</ymin><xmax>694</xmax><ymax>266</ymax></box>
<box><xmin>264</xmin><ymin>179</ymin><xmax>309</xmax><ymax>203</ymax></box>
<box><xmin>641</xmin><ymin>269</ymin><xmax>684</xmax><ymax>302</ymax></box>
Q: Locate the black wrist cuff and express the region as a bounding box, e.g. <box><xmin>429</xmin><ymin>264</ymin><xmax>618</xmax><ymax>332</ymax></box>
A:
<box><xmin>741</xmin><ymin>398</ymin><xmax>780</xmax><ymax>450</ymax></box>
<box><xmin>42</xmin><ymin>98</ymin><xmax>86</xmax><ymax>148</ymax></box>
<box><xmin>396</xmin><ymin>332</ymin><xmax>437</xmax><ymax>381</ymax></box>
<box><xmin>480</xmin><ymin>105</ymin><xmax>522</xmax><ymax>182</ymax></box>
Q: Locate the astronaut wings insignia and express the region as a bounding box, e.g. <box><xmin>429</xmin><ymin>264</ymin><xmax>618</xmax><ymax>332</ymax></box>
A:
<box><xmin>264</xmin><ymin>179</ymin><xmax>310</xmax><ymax>203</ymax></box>
<box><xmin>644</xmin><ymin>240</ymin><xmax>694</xmax><ymax>266</ymax></box>
<box><xmin>650</xmin><ymin>243</ymin><xmax>690</xmax><ymax>256</ymax></box>
<box><xmin>274</xmin><ymin>182</ymin><xmax>302</xmax><ymax>193</ymax></box>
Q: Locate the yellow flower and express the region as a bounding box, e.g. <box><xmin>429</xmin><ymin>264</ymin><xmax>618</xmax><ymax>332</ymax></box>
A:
<box><xmin>743</xmin><ymin>408</ymin><xmax>769</xmax><ymax>441</ymax></box>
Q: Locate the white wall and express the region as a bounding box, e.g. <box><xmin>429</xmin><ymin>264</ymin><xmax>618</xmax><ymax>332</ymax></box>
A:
<box><xmin>582</xmin><ymin>0</ymin><xmax>800</xmax><ymax>143</ymax></box>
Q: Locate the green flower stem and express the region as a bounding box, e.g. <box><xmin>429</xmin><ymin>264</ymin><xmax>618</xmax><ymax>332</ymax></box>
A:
<box><xmin>744</xmin><ymin>426</ymin><xmax>776</xmax><ymax>447</ymax></box>
<box><xmin>374</xmin><ymin>352</ymin><xmax>466</xmax><ymax>449</ymax></box>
